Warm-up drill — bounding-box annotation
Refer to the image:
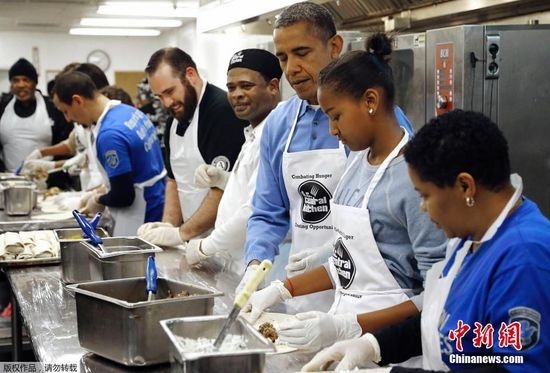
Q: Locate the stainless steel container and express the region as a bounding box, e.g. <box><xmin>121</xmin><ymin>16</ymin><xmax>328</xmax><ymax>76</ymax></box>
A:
<box><xmin>70</xmin><ymin>278</ymin><xmax>223</xmax><ymax>366</ymax></box>
<box><xmin>54</xmin><ymin>228</ymin><xmax>110</xmax><ymax>283</ymax></box>
<box><xmin>160</xmin><ymin>315</ymin><xmax>275</xmax><ymax>373</ymax></box>
<box><xmin>81</xmin><ymin>237</ymin><xmax>162</xmax><ymax>281</ymax></box>
<box><xmin>3</xmin><ymin>182</ymin><xmax>36</xmax><ymax>215</ymax></box>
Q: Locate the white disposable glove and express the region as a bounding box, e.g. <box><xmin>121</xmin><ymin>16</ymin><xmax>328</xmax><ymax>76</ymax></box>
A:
<box><xmin>21</xmin><ymin>159</ymin><xmax>55</xmax><ymax>178</ymax></box>
<box><xmin>279</xmin><ymin>311</ymin><xmax>361</xmax><ymax>351</ymax></box>
<box><xmin>185</xmin><ymin>239</ymin><xmax>209</xmax><ymax>266</ymax></box>
<box><xmin>302</xmin><ymin>333</ymin><xmax>384</xmax><ymax>372</ymax></box>
<box><xmin>245</xmin><ymin>280</ymin><xmax>292</xmax><ymax>324</ymax></box>
<box><xmin>139</xmin><ymin>225</ymin><xmax>183</xmax><ymax>247</ymax></box>
<box><xmin>137</xmin><ymin>222</ymin><xmax>174</xmax><ymax>236</ymax></box>
<box><xmin>193</xmin><ymin>164</ymin><xmax>230</xmax><ymax>190</ymax></box>
<box><xmin>63</xmin><ymin>152</ymin><xmax>87</xmax><ymax>175</ymax></box>
<box><xmin>25</xmin><ymin>149</ymin><xmax>43</xmax><ymax>162</ymax></box>
<box><xmin>79</xmin><ymin>191</ymin><xmax>95</xmax><ymax>209</ymax></box>
<box><xmin>285</xmin><ymin>246</ymin><xmax>334</xmax><ymax>276</ymax></box>
<box><xmin>80</xmin><ymin>192</ymin><xmax>105</xmax><ymax>216</ymax></box>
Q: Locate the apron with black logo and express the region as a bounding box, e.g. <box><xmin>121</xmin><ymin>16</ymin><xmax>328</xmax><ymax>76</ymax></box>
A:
<box><xmin>328</xmin><ymin>131</ymin><xmax>412</xmax><ymax>315</ymax></box>
<box><xmin>281</xmin><ymin>100</ymin><xmax>346</xmax><ymax>312</ymax></box>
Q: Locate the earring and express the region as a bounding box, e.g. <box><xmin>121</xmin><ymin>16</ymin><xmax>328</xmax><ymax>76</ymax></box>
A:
<box><xmin>466</xmin><ymin>197</ymin><xmax>475</xmax><ymax>207</ymax></box>
<box><xmin>368</xmin><ymin>107</ymin><xmax>375</xmax><ymax>115</ymax></box>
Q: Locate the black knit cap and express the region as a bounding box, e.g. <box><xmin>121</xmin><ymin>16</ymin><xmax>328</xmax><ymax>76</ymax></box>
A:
<box><xmin>9</xmin><ymin>58</ymin><xmax>38</xmax><ymax>83</ymax></box>
<box><xmin>227</xmin><ymin>49</ymin><xmax>282</xmax><ymax>81</ymax></box>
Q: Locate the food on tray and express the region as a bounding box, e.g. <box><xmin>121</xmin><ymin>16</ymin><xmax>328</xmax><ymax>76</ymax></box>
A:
<box><xmin>175</xmin><ymin>335</ymin><xmax>248</xmax><ymax>353</ymax></box>
<box><xmin>34</xmin><ymin>168</ymin><xmax>48</xmax><ymax>181</ymax></box>
<box><xmin>258</xmin><ymin>322</ymin><xmax>278</xmax><ymax>342</ymax></box>
<box><xmin>44</xmin><ymin>186</ymin><xmax>62</xmax><ymax>198</ymax></box>
<box><xmin>167</xmin><ymin>289</ymin><xmax>191</xmax><ymax>298</ymax></box>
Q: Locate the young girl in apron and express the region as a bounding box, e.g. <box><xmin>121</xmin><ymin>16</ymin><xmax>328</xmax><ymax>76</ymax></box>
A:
<box><xmin>246</xmin><ymin>33</ymin><xmax>447</xmax><ymax>352</ymax></box>
<box><xmin>302</xmin><ymin>110</ymin><xmax>550</xmax><ymax>372</ymax></box>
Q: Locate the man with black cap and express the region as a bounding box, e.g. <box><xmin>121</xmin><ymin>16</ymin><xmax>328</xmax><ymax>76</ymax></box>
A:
<box><xmin>0</xmin><ymin>58</ymin><xmax>71</xmax><ymax>173</ymax></box>
<box><xmin>184</xmin><ymin>48</ymin><xmax>282</xmax><ymax>270</ymax></box>
<box><xmin>138</xmin><ymin>48</ymin><xmax>247</xmax><ymax>246</ymax></box>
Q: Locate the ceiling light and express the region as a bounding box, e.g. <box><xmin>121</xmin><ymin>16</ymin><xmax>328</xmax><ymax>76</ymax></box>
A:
<box><xmin>69</xmin><ymin>28</ymin><xmax>161</xmax><ymax>36</ymax></box>
<box><xmin>98</xmin><ymin>2</ymin><xmax>197</xmax><ymax>18</ymax></box>
<box><xmin>81</xmin><ymin>18</ymin><xmax>182</xmax><ymax>28</ymax></box>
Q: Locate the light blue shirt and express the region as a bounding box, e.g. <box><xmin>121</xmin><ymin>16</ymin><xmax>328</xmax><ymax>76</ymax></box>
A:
<box><xmin>244</xmin><ymin>95</ymin><xmax>413</xmax><ymax>264</ymax></box>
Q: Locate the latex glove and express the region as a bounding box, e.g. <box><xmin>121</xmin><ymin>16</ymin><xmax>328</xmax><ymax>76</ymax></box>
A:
<box><xmin>245</xmin><ymin>280</ymin><xmax>292</xmax><ymax>324</ymax></box>
<box><xmin>279</xmin><ymin>311</ymin><xmax>361</xmax><ymax>351</ymax></box>
<box><xmin>302</xmin><ymin>333</ymin><xmax>383</xmax><ymax>372</ymax></box>
<box><xmin>63</xmin><ymin>152</ymin><xmax>87</xmax><ymax>175</ymax></box>
<box><xmin>80</xmin><ymin>192</ymin><xmax>105</xmax><ymax>216</ymax></box>
<box><xmin>25</xmin><ymin>149</ymin><xmax>43</xmax><ymax>162</ymax></box>
<box><xmin>140</xmin><ymin>225</ymin><xmax>183</xmax><ymax>247</ymax></box>
<box><xmin>285</xmin><ymin>246</ymin><xmax>333</xmax><ymax>276</ymax></box>
<box><xmin>185</xmin><ymin>239</ymin><xmax>209</xmax><ymax>266</ymax></box>
<box><xmin>193</xmin><ymin>164</ymin><xmax>230</xmax><ymax>190</ymax></box>
<box><xmin>21</xmin><ymin>159</ymin><xmax>55</xmax><ymax>178</ymax></box>
<box><xmin>137</xmin><ymin>222</ymin><xmax>174</xmax><ymax>236</ymax></box>
<box><xmin>78</xmin><ymin>191</ymin><xmax>95</xmax><ymax>210</ymax></box>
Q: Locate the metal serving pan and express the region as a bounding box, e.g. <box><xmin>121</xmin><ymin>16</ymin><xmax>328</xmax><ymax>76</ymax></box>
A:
<box><xmin>160</xmin><ymin>315</ymin><xmax>275</xmax><ymax>373</ymax></box>
<box><xmin>69</xmin><ymin>277</ymin><xmax>223</xmax><ymax>366</ymax></box>
<box><xmin>54</xmin><ymin>228</ymin><xmax>110</xmax><ymax>283</ymax></box>
<box><xmin>81</xmin><ymin>237</ymin><xmax>162</xmax><ymax>281</ymax></box>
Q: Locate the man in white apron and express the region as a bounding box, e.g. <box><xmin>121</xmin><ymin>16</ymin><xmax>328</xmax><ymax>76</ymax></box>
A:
<box><xmin>0</xmin><ymin>58</ymin><xmax>72</xmax><ymax>175</ymax></box>
<box><xmin>185</xmin><ymin>49</ymin><xmax>282</xmax><ymax>273</ymax></box>
<box><xmin>52</xmin><ymin>72</ymin><xmax>166</xmax><ymax>236</ymax></box>
<box><xmin>137</xmin><ymin>48</ymin><xmax>247</xmax><ymax>246</ymax></box>
<box><xmin>21</xmin><ymin>62</ymin><xmax>109</xmax><ymax>191</ymax></box>
<box><xmin>237</xmin><ymin>2</ymin><xmax>414</xmax><ymax>314</ymax></box>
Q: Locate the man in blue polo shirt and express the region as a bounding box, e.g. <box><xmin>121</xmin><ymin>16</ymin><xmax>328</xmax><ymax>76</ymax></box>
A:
<box><xmin>52</xmin><ymin>71</ymin><xmax>166</xmax><ymax>236</ymax></box>
<box><xmin>238</xmin><ymin>1</ymin><xmax>414</xmax><ymax>312</ymax></box>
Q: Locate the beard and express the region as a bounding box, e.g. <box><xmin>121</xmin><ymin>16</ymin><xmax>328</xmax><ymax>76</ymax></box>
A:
<box><xmin>172</xmin><ymin>77</ymin><xmax>198</xmax><ymax>125</ymax></box>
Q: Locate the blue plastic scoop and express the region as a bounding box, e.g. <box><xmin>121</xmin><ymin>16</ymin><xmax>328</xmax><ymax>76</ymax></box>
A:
<box><xmin>146</xmin><ymin>256</ymin><xmax>157</xmax><ymax>302</ymax></box>
<box><xmin>72</xmin><ymin>209</ymin><xmax>103</xmax><ymax>247</ymax></box>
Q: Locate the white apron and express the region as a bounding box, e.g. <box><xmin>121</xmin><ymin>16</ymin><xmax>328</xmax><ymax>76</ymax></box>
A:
<box><xmin>281</xmin><ymin>101</ymin><xmax>347</xmax><ymax>313</ymax></box>
<box><xmin>328</xmin><ymin>131</ymin><xmax>412</xmax><ymax>315</ymax></box>
<box><xmin>0</xmin><ymin>93</ymin><xmax>52</xmax><ymax>172</ymax></box>
<box><xmin>169</xmin><ymin>115</ymin><xmax>208</xmax><ymax>225</ymax></box>
<box><xmin>92</xmin><ymin>100</ymin><xmax>167</xmax><ymax>236</ymax></box>
<box><xmin>421</xmin><ymin>174</ymin><xmax>523</xmax><ymax>370</ymax></box>
<box><xmin>74</xmin><ymin>124</ymin><xmax>103</xmax><ymax>190</ymax></box>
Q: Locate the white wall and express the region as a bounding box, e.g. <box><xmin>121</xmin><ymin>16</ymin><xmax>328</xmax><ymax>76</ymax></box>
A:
<box><xmin>1</xmin><ymin>25</ymin><xmax>274</xmax><ymax>96</ymax></box>
<box><xmin>0</xmin><ymin>31</ymin><xmax>169</xmax><ymax>94</ymax></box>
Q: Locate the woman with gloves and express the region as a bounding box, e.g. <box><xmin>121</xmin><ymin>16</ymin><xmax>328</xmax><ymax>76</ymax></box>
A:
<box><xmin>302</xmin><ymin>110</ymin><xmax>550</xmax><ymax>372</ymax></box>
<box><xmin>244</xmin><ymin>34</ymin><xmax>447</xmax><ymax>352</ymax></box>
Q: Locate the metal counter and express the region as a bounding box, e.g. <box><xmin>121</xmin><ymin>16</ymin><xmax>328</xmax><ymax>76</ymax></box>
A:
<box><xmin>0</xmin><ymin>209</ymin><xmax>113</xmax><ymax>233</ymax></box>
<box><xmin>6</xmin><ymin>248</ymin><xmax>314</xmax><ymax>372</ymax></box>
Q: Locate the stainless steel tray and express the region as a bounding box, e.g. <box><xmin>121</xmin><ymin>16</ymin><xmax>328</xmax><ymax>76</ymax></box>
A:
<box><xmin>82</xmin><ymin>237</ymin><xmax>162</xmax><ymax>258</ymax></box>
<box><xmin>161</xmin><ymin>315</ymin><xmax>275</xmax><ymax>373</ymax></box>
<box><xmin>69</xmin><ymin>277</ymin><xmax>223</xmax><ymax>366</ymax></box>
<box><xmin>55</xmin><ymin>228</ymin><xmax>110</xmax><ymax>283</ymax></box>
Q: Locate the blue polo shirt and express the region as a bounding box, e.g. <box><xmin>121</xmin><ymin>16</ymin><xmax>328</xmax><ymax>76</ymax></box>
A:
<box><xmin>439</xmin><ymin>198</ymin><xmax>550</xmax><ymax>372</ymax></box>
<box><xmin>96</xmin><ymin>103</ymin><xmax>165</xmax><ymax>222</ymax></box>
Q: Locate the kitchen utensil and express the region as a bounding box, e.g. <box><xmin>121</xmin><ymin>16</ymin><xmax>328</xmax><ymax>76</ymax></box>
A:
<box><xmin>213</xmin><ymin>259</ymin><xmax>272</xmax><ymax>349</ymax></box>
<box><xmin>146</xmin><ymin>256</ymin><xmax>157</xmax><ymax>301</ymax></box>
<box><xmin>72</xmin><ymin>209</ymin><xmax>103</xmax><ymax>249</ymax></box>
